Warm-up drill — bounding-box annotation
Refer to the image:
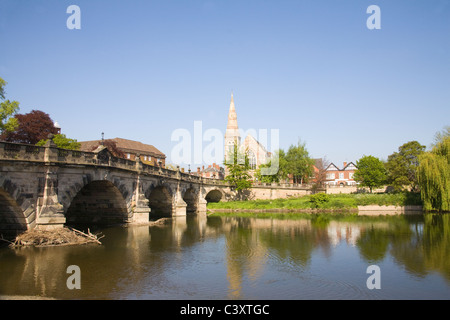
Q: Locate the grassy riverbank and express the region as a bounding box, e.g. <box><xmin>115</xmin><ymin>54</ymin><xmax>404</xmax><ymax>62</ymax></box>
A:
<box><xmin>207</xmin><ymin>192</ymin><xmax>422</xmax><ymax>212</ymax></box>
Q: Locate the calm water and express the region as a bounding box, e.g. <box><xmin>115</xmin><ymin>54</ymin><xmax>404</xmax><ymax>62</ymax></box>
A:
<box><xmin>0</xmin><ymin>213</ymin><xmax>449</xmax><ymax>300</ymax></box>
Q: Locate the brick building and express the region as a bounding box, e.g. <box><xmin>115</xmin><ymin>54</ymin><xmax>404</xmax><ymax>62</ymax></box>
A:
<box><xmin>79</xmin><ymin>137</ymin><xmax>166</xmax><ymax>167</ymax></box>
<box><xmin>195</xmin><ymin>163</ymin><xmax>225</xmax><ymax>180</ymax></box>
<box><xmin>324</xmin><ymin>161</ymin><xmax>358</xmax><ymax>186</ymax></box>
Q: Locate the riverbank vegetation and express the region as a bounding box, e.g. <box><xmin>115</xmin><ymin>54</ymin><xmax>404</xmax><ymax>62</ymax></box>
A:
<box><xmin>207</xmin><ymin>192</ymin><xmax>422</xmax><ymax>212</ymax></box>
<box><xmin>417</xmin><ymin>129</ymin><xmax>450</xmax><ymax>212</ymax></box>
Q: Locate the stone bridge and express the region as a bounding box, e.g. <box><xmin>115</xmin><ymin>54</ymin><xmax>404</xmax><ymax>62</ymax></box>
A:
<box><xmin>0</xmin><ymin>140</ymin><xmax>233</xmax><ymax>237</ymax></box>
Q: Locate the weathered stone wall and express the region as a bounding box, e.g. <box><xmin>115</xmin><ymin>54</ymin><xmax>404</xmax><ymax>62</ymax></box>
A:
<box><xmin>249</xmin><ymin>185</ymin><xmax>311</xmax><ymax>200</ymax></box>
<box><xmin>357</xmin><ymin>205</ymin><xmax>423</xmax><ymax>215</ymax></box>
<box><xmin>325</xmin><ymin>185</ymin><xmax>388</xmax><ymax>194</ymax></box>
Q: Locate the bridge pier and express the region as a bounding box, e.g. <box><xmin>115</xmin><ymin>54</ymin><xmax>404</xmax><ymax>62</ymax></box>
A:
<box><xmin>197</xmin><ymin>197</ymin><xmax>208</xmax><ymax>216</ymax></box>
<box><xmin>174</xmin><ymin>201</ymin><xmax>187</xmax><ymax>216</ymax></box>
<box><xmin>174</xmin><ymin>185</ymin><xmax>187</xmax><ymax>216</ymax></box>
<box><xmin>132</xmin><ymin>176</ymin><xmax>151</xmax><ymax>223</ymax></box>
<box><xmin>36</xmin><ymin>167</ymin><xmax>66</xmax><ymax>230</ymax></box>
<box><xmin>132</xmin><ymin>206</ymin><xmax>151</xmax><ymax>223</ymax></box>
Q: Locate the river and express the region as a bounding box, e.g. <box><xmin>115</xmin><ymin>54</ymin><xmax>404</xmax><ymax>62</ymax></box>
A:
<box><xmin>0</xmin><ymin>213</ymin><xmax>449</xmax><ymax>300</ymax></box>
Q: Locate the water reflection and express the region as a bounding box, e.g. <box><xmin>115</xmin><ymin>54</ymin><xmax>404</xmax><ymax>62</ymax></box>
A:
<box><xmin>0</xmin><ymin>213</ymin><xmax>449</xmax><ymax>299</ymax></box>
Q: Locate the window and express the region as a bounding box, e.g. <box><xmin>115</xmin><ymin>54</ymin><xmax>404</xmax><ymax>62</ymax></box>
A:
<box><xmin>349</xmin><ymin>172</ymin><xmax>354</xmax><ymax>180</ymax></box>
<box><xmin>127</xmin><ymin>153</ymin><xmax>130</xmax><ymax>159</ymax></box>
<box><xmin>248</xmin><ymin>150</ymin><xmax>257</xmax><ymax>170</ymax></box>
<box><xmin>339</xmin><ymin>173</ymin><xmax>344</xmax><ymax>180</ymax></box>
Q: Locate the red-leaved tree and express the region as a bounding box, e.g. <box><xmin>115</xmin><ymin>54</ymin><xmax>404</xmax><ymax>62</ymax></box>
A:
<box><xmin>0</xmin><ymin>110</ymin><xmax>59</xmax><ymax>144</ymax></box>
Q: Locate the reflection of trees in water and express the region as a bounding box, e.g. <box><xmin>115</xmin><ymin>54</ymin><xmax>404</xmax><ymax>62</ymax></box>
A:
<box><xmin>223</xmin><ymin>213</ymin><xmax>450</xmax><ymax>295</ymax></box>
<box><xmin>422</xmin><ymin>214</ymin><xmax>450</xmax><ymax>281</ymax></box>
<box><xmin>2</xmin><ymin>213</ymin><xmax>448</xmax><ymax>299</ymax></box>
<box><xmin>222</xmin><ymin>217</ymin><xmax>332</xmax><ymax>299</ymax></box>
<box><xmin>356</xmin><ymin>214</ymin><xmax>450</xmax><ymax>283</ymax></box>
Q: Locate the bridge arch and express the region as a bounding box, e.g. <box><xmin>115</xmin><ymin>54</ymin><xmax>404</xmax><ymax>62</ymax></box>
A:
<box><xmin>205</xmin><ymin>189</ymin><xmax>223</xmax><ymax>203</ymax></box>
<box><xmin>65</xmin><ymin>180</ymin><xmax>129</xmax><ymax>227</ymax></box>
<box><xmin>0</xmin><ymin>187</ymin><xmax>28</xmax><ymax>240</ymax></box>
<box><xmin>60</xmin><ymin>174</ymin><xmax>132</xmax><ymax>215</ymax></box>
<box><xmin>146</xmin><ymin>184</ymin><xmax>173</xmax><ymax>218</ymax></box>
<box><xmin>183</xmin><ymin>187</ymin><xmax>198</xmax><ymax>214</ymax></box>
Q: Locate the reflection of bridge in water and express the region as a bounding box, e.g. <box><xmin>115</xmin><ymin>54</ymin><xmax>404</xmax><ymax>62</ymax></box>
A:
<box><xmin>0</xmin><ymin>140</ymin><xmax>232</xmax><ymax>236</ymax></box>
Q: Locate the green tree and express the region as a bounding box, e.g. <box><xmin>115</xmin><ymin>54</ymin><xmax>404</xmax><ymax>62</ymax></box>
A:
<box><xmin>255</xmin><ymin>161</ymin><xmax>278</xmax><ymax>183</ymax></box>
<box><xmin>224</xmin><ymin>142</ymin><xmax>252</xmax><ymax>197</ymax></box>
<box><xmin>254</xmin><ymin>149</ymin><xmax>288</xmax><ymax>183</ymax></box>
<box><xmin>433</xmin><ymin>125</ymin><xmax>450</xmax><ymax>147</ymax></box>
<box><xmin>285</xmin><ymin>141</ymin><xmax>314</xmax><ymax>184</ymax></box>
<box><xmin>385</xmin><ymin>141</ymin><xmax>425</xmax><ymax>192</ymax></box>
<box><xmin>354</xmin><ymin>155</ymin><xmax>387</xmax><ymax>193</ymax></box>
<box><xmin>36</xmin><ymin>133</ymin><xmax>81</xmax><ymax>150</ymax></box>
<box><xmin>416</xmin><ymin>132</ymin><xmax>449</xmax><ymax>212</ymax></box>
<box><xmin>0</xmin><ymin>77</ymin><xmax>20</xmax><ymax>134</ymax></box>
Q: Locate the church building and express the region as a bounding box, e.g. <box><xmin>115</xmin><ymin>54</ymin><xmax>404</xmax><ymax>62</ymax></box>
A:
<box><xmin>224</xmin><ymin>93</ymin><xmax>271</xmax><ymax>176</ymax></box>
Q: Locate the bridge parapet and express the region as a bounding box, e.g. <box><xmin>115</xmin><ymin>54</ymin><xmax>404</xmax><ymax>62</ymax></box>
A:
<box><xmin>0</xmin><ymin>141</ymin><xmax>146</xmax><ymax>171</ymax></box>
<box><xmin>1</xmin><ymin>141</ymin><xmax>46</xmax><ymax>162</ymax></box>
<box><xmin>0</xmin><ymin>141</ymin><xmax>231</xmax><ymax>187</ymax></box>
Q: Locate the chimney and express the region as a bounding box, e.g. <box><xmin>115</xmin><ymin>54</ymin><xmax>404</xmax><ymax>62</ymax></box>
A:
<box><xmin>343</xmin><ymin>162</ymin><xmax>347</xmax><ymax>168</ymax></box>
<box><xmin>197</xmin><ymin>167</ymin><xmax>200</xmax><ymax>173</ymax></box>
<box><xmin>202</xmin><ymin>165</ymin><xmax>204</xmax><ymax>170</ymax></box>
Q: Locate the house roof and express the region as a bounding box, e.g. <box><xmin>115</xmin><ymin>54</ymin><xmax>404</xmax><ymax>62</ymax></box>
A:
<box><xmin>326</xmin><ymin>161</ymin><xmax>358</xmax><ymax>171</ymax></box>
<box><xmin>202</xmin><ymin>166</ymin><xmax>224</xmax><ymax>173</ymax></box>
<box><xmin>326</xmin><ymin>163</ymin><xmax>340</xmax><ymax>171</ymax></box>
<box><xmin>342</xmin><ymin>161</ymin><xmax>358</xmax><ymax>170</ymax></box>
<box><xmin>79</xmin><ymin>137</ymin><xmax>166</xmax><ymax>158</ymax></box>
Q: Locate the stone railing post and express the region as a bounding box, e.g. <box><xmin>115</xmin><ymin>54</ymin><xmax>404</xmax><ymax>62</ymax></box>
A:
<box><xmin>135</xmin><ymin>153</ymin><xmax>143</xmax><ymax>172</ymax></box>
<box><xmin>43</xmin><ymin>134</ymin><xmax>59</xmax><ymax>162</ymax></box>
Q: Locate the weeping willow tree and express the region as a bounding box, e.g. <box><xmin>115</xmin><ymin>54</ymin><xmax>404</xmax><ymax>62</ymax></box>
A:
<box><xmin>416</xmin><ymin>133</ymin><xmax>450</xmax><ymax>212</ymax></box>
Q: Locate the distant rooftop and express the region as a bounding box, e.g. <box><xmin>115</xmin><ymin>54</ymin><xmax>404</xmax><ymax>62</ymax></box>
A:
<box><xmin>79</xmin><ymin>137</ymin><xmax>166</xmax><ymax>158</ymax></box>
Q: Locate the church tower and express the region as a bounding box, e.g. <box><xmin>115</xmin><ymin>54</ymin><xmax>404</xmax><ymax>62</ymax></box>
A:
<box><xmin>224</xmin><ymin>92</ymin><xmax>241</xmax><ymax>162</ymax></box>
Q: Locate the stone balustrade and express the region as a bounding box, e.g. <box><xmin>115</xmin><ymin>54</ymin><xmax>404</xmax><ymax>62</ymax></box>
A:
<box><xmin>0</xmin><ymin>141</ymin><xmax>227</xmax><ymax>186</ymax></box>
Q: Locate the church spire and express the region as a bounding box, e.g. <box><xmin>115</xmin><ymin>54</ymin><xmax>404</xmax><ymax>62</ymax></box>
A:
<box><xmin>224</xmin><ymin>92</ymin><xmax>243</xmax><ymax>174</ymax></box>
<box><xmin>227</xmin><ymin>92</ymin><xmax>238</xmax><ymax>130</ymax></box>
<box><xmin>224</xmin><ymin>92</ymin><xmax>241</xmax><ymax>161</ymax></box>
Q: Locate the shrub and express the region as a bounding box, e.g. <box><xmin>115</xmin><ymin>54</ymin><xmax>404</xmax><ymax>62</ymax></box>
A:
<box><xmin>309</xmin><ymin>193</ymin><xmax>330</xmax><ymax>208</ymax></box>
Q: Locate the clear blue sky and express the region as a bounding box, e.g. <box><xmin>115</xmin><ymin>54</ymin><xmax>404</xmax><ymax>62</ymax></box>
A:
<box><xmin>1</xmin><ymin>0</ymin><xmax>449</xmax><ymax>168</ymax></box>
